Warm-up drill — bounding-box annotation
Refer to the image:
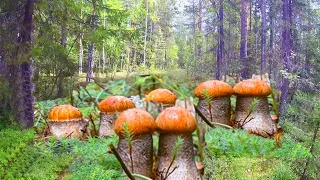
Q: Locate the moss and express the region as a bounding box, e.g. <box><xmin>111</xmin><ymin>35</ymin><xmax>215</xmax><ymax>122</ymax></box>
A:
<box><xmin>204</xmin><ymin>157</ymin><xmax>299</xmax><ymax>180</ymax></box>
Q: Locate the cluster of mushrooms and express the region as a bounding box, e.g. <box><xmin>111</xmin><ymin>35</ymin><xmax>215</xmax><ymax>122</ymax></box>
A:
<box><xmin>47</xmin><ymin>78</ymin><xmax>278</xmax><ymax>179</ymax></box>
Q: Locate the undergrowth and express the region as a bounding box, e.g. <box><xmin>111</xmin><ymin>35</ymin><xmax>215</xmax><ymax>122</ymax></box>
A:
<box><xmin>0</xmin><ymin>129</ymin><xmax>122</xmax><ymax>180</ymax></box>
<box><xmin>204</xmin><ymin>128</ymin><xmax>311</xmax><ymax>180</ymax></box>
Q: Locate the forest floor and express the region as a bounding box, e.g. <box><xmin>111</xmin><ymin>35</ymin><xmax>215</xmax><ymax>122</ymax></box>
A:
<box><xmin>1</xmin><ymin>70</ymin><xmax>318</xmax><ymax>179</ymax></box>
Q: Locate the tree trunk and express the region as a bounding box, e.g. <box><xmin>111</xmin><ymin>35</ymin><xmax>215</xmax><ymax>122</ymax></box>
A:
<box><xmin>260</xmin><ymin>0</ymin><xmax>267</xmax><ymax>74</ymax></box>
<box><xmin>143</xmin><ymin>0</ymin><xmax>149</xmax><ymax>66</ymax></box>
<box><xmin>198</xmin><ymin>0</ymin><xmax>203</xmax><ymax>69</ymax></box>
<box><xmin>79</xmin><ymin>33</ymin><xmax>83</xmax><ymax>74</ymax></box>
<box><xmin>240</xmin><ymin>0</ymin><xmax>248</xmax><ymax>79</ymax></box>
<box><xmin>216</xmin><ymin>0</ymin><xmax>224</xmax><ymax>80</ymax></box>
<box><xmin>86</xmin><ymin>0</ymin><xmax>96</xmax><ymax>83</ymax></box>
<box><xmin>279</xmin><ymin>0</ymin><xmax>292</xmax><ymax>121</ymax></box>
<box><xmin>102</xmin><ymin>47</ymin><xmax>106</xmax><ymax>73</ymax></box>
<box><xmin>86</xmin><ymin>43</ymin><xmax>95</xmax><ymax>83</ymax></box>
<box><xmin>269</xmin><ymin>0</ymin><xmax>274</xmax><ymax>77</ymax></box>
<box><xmin>57</xmin><ymin>25</ymin><xmax>66</xmax><ymax>98</ymax></box>
<box><xmin>193</xmin><ymin>0</ymin><xmax>197</xmax><ymax>78</ymax></box>
<box><xmin>11</xmin><ymin>0</ymin><xmax>35</xmax><ymax>128</ymax></box>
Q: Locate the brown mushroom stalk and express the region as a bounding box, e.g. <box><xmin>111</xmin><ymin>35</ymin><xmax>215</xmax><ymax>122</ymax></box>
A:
<box><xmin>156</xmin><ymin>107</ymin><xmax>199</xmax><ymax>180</ymax></box>
<box><xmin>114</xmin><ymin>108</ymin><xmax>157</xmax><ymax>178</ymax></box>
<box><xmin>49</xmin><ymin>105</ymin><xmax>89</xmax><ymax>139</ymax></box>
<box><xmin>194</xmin><ymin>80</ymin><xmax>234</xmax><ymax>127</ymax></box>
<box><xmin>98</xmin><ymin>96</ymin><xmax>135</xmax><ymax>137</ymax></box>
<box><xmin>234</xmin><ymin>79</ymin><xmax>278</xmax><ymax>137</ymax></box>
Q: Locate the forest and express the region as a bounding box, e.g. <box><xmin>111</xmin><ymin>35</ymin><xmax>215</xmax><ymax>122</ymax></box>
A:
<box><xmin>0</xmin><ymin>0</ymin><xmax>320</xmax><ymax>179</ymax></box>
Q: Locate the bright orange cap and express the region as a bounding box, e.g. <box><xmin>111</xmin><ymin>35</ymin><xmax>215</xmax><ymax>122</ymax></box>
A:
<box><xmin>145</xmin><ymin>88</ymin><xmax>177</xmax><ymax>106</ymax></box>
<box><xmin>156</xmin><ymin>107</ymin><xmax>196</xmax><ymax>134</ymax></box>
<box><xmin>98</xmin><ymin>96</ymin><xmax>135</xmax><ymax>114</ymax></box>
<box><xmin>114</xmin><ymin>108</ymin><xmax>157</xmax><ymax>137</ymax></box>
<box><xmin>194</xmin><ymin>80</ymin><xmax>234</xmax><ymax>99</ymax></box>
<box><xmin>49</xmin><ymin>105</ymin><xmax>82</xmax><ymax>122</ymax></box>
<box><xmin>233</xmin><ymin>79</ymin><xmax>271</xmax><ymax>96</ymax></box>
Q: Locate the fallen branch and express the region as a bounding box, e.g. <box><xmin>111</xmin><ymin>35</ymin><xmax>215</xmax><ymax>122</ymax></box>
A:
<box><xmin>194</xmin><ymin>105</ymin><xmax>232</xmax><ymax>129</ymax></box>
<box><xmin>109</xmin><ymin>144</ymin><xmax>135</xmax><ymax>180</ymax></box>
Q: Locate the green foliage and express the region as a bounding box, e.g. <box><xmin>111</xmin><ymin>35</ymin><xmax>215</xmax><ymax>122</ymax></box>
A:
<box><xmin>283</xmin><ymin>91</ymin><xmax>320</xmax><ymax>179</ymax></box>
<box><xmin>66</xmin><ymin>136</ymin><xmax>122</xmax><ymax>180</ymax></box>
<box><xmin>204</xmin><ymin>156</ymin><xmax>299</xmax><ymax>180</ymax></box>
<box><xmin>0</xmin><ymin>129</ymin><xmax>74</xmax><ymax>180</ymax></box>
<box><xmin>205</xmin><ymin>128</ymin><xmax>311</xmax><ymax>158</ymax></box>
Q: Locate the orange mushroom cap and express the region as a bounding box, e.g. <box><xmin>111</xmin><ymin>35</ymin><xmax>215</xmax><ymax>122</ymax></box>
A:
<box><xmin>145</xmin><ymin>88</ymin><xmax>177</xmax><ymax>106</ymax></box>
<box><xmin>49</xmin><ymin>105</ymin><xmax>82</xmax><ymax>122</ymax></box>
<box><xmin>156</xmin><ymin>107</ymin><xmax>197</xmax><ymax>134</ymax></box>
<box><xmin>194</xmin><ymin>80</ymin><xmax>234</xmax><ymax>99</ymax></box>
<box><xmin>114</xmin><ymin>108</ymin><xmax>157</xmax><ymax>137</ymax></box>
<box><xmin>98</xmin><ymin>96</ymin><xmax>135</xmax><ymax>114</ymax></box>
<box><xmin>233</xmin><ymin>79</ymin><xmax>271</xmax><ymax>96</ymax></box>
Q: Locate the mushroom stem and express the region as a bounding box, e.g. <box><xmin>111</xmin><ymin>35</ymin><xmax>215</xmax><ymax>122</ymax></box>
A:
<box><xmin>158</xmin><ymin>133</ymin><xmax>199</xmax><ymax>180</ymax></box>
<box><xmin>99</xmin><ymin>112</ymin><xmax>117</xmax><ymax>137</ymax></box>
<box><xmin>235</xmin><ymin>96</ymin><xmax>277</xmax><ymax>137</ymax></box>
<box><xmin>49</xmin><ymin>119</ymin><xmax>88</xmax><ymax>139</ymax></box>
<box><xmin>117</xmin><ymin>134</ymin><xmax>154</xmax><ymax>178</ymax></box>
<box><xmin>197</xmin><ymin>97</ymin><xmax>231</xmax><ymax>126</ymax></box>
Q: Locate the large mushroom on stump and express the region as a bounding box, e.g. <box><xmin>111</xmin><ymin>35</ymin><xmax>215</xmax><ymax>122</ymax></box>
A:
<box><xmin>233</xmin><ymin>79</ymin><xmax>277</xmax><ymax>137</ymax></box>
<box><xmin>194</xmin><ymin>80</ymin><xmax>234</xmax><ymax>126</ymax></box>
<box><xmin>156</xmin><ymin>107</ymin><xmax>199</xmax><ymax>180</ymax></box>
<box><xmin>98</xmin><ymin>96</ymin><xmax>135</xmax><ymax>137</ymax></box>
<box><xmin>49</xmin><ymin>105</ymin><xmax>88</xmax><ymax>139</ymax></box>
<box><xmin>145</xmin><ymin>88</ymin><xmax>177</xmax><ymax>111</ymax></box>
<box><xmin>114</xmin><ymin>108</ymin><xmax>157</xmax><ymax>178</ymax></box>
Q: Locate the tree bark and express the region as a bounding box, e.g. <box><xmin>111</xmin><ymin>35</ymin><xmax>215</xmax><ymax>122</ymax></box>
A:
<box><xmin>79</xmin><ymin>33</ymin><xmax>83</xmax><ymax>74</ymax></box>
<box><xmin>240</xmin><ymin>0</ymin><xmax>248</xmax><ymax>79</ymax></box>
<box><xmin>260</xmin><ymin>0</ymin><xmax>267</xmax><ymax>74</ymax></box>
<box><xmin>57</xmin><ymin>25</ymin><xmax>66</xmax><ymax>98</ymax></box>
<box><xmin>216</xmin><ymin>0</ymin><xmax>224</xmax><ymax>80</ymax></box>
<box><xmin>86</xmin><ymin>43</ymin><xmax>95</xmax><ymax>83</ymax></box>
<box><xmin>193</xmin><ymin>0</ymin><xmax>197</xmax><ymax>78</ymax></box>
<box><xmin>86</xmin><ymin>0</ymin><xmax>96</xmax><ymax>83</ymax></box>
<box><xmin>102</xmin><ymin>47</ymin><xmax>106</xmax><ymax>73</ymax></box>
<box><xmin>279</xmin><ymin>0</ymin><xmax>292</xmax><ymax>121</ymax></box>
<box><xmin>269</xmin><ymin>0</ymin><xmax>274</xmax><ymax>77</ymax></box>
<box><xmin>143</xmin><ymin>0</ymin><xmax>149</xmax><ymax>66</ymax></box>
<box><xmin>11</xmin><ymin>0</ymin><xmax>35</xmax><ymax>128</ymax></box>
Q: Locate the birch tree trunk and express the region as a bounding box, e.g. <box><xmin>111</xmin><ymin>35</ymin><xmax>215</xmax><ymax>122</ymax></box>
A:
<box><xmin>240</xmin><ymin>0</ymin><xmax>248</xmax><ymax>79</ymax></box>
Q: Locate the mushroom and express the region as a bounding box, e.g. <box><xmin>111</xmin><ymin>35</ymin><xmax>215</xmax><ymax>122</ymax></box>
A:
<box><xmin>145</xmin><ymin>88</ymin><xmax>177</xmax><ymax>111</ymax></box>
<box><xmin>194</xmin><ymin>80</ymin><xmax>234</xmax><ymax>126</ymax></box>
<box><xmin>156</xmin><ymin>107</ymin><xmax>199</xmax><ymax>180</ymax></box>
<box><xmin>114</xmin><ymin>108</ymin><xmax>157</xmax><ymax>177</ymax></box>
<box><xmin>98</xmin><ymin>96</ymin><xmax>135</xmax><ymax>137</ymax></box>
<box><xmin>233</xmin><ymin>79</ymin><xmax>277</xmax><ymax>137</ymax></box>
<box><xmin>49</xmin><ymin>105</ymin><xmax>89</xmax><ymax>139</ymax></box>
